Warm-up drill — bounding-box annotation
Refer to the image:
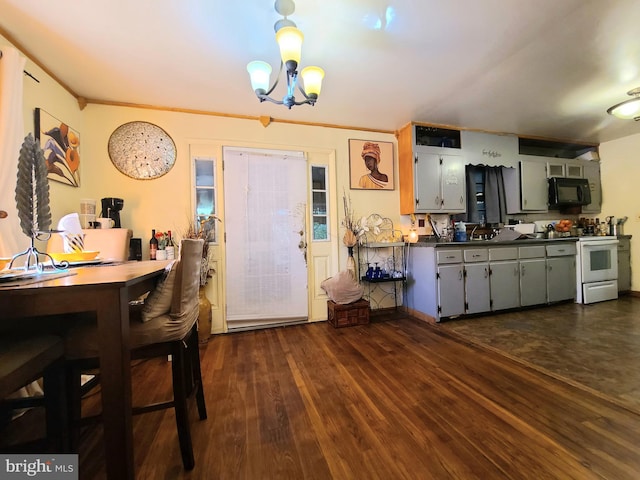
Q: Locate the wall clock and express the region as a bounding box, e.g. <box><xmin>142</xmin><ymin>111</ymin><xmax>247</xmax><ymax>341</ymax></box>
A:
<box><xmin>108</xmin><ymin>121</ymin><xmax>176</xmax><ymax>179</ymax></box>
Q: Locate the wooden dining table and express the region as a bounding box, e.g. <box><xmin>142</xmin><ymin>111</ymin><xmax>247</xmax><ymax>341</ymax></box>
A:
<box><xmin>0</xmin><ymin>260</ymin><xmax>170</xmax><ymax>480</ymax></box>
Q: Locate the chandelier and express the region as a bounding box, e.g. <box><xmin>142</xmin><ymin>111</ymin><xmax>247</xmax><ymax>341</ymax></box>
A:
<box><xmin>607</xmin><ymin>87</ymin><xmax>640</xmax><ymax>120</ymax></box>
<box><xmin>247</xmin><ymin>0</ymin><xmax>325</xmax><ymax>109</ymax></box>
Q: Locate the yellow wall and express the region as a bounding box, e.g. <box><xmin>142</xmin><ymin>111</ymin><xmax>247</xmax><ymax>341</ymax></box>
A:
<box><xmin>599</xmin><ymin>133</ymin><xmax>640</xmax><ymax>290</ymax></box>
<box><xmin>80</xmin><ymin>105</ymin><xmax>398</xmax><ymax>262</ymax></box>
<box><xmin>3</xmin><ymin>33</ymin><xmax>399</xmax><ymax>267</ymax></box>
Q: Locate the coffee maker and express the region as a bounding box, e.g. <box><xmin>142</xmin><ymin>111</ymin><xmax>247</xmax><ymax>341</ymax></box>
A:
<box><xmin>101</xmin><ymin>197</ymin><xmax>124</xmax><ymax>228</ymax></box>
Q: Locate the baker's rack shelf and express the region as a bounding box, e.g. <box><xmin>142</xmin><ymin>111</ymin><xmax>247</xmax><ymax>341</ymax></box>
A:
<box><xmin>356</xmin><ymin>215</ymin><xmax>407</xmax><ymax>310</ymax></box>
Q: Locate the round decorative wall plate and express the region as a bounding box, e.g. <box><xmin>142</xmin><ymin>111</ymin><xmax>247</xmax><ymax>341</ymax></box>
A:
<box><xmin>108</xmin><ymin>121</ymin><xmax>176</xmax><ymax>179</ymax></box>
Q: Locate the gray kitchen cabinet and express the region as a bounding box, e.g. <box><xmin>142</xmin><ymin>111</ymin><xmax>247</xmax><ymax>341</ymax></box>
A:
<box><xmin>414</xmin><ymin>151</ymin><xmax>465</xmax><ymax>213</ymax></box>
<box><xmin>407</xmin><ymin>240</ymin><xmax>579</xmax><ymax>322</ymax></box>
<box><xmin>618</xmin><ymin>237</ymin><xmax>631</xmax><ymax>292</ymax></box>
<box><xmin>547</xmin><ymin>161</ymin><xmax>583</xmax><ymax>178</ymax></box>
<box><xmin>437</xmin><ymin>263</ymin><xmax>465</xmax><ymax>317</ymax></box>
<box><xmin>398</xmin><ymin>123</ymin><xmax>465</xmax><ymax>214</ymax></box>
<box><xmin>546</xmin><ymin>243</ymin><xmax>577</xmax><ymax>302</ymax></box>
<box><xmin>581</xmin><ymin>161</ymin><xmax>602</xmax><ymax>214</ymax></box>
<box><xmin>519</xmin><ymin>246</ymin><xmax>547</xmax><ymax>306</ymax></box>
<box><xmin>489</xmin><ymin>247</ymin><xmax>520</xmax><ymax>311</ymax></box>
<box><xmin>519</xmin><ymin>158</ymin><xmax>548</xmax><ymax>212</ymax></box>
<box><xmin>435</xmin><ymin>249</ymin><xmax>465</xmax><ymax>318</ymax></box>
<box><xmin>463</xmin><ymin>248</ymin><xmax>490</xmax><ymax>314</ymax></box>
<box><xmin>464</xmin><ymin>262</ymin><xmax>491</xmax><ymax>314</ymax></box>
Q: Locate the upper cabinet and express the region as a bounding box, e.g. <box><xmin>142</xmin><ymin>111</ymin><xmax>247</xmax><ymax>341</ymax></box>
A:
<box><xmin>519</xmin><ymin>157</ymin><xmax>549</xmax><ymax>212</ymax></box>
<box><xmin>519</xmin><ymin>136</ymin><xmax>600</xmax><ymax>214</ymax></box>
<box><xmin>581</xmin><ymin>162</ymin><xmax>602</xmax><ymax>214</ymax></box>
<box><xmin>398</xmin><ymin>123</ymin><xmax>465</xmax><ymax>214</ymax></box>
<box><xmin>460</xmin><ymin>131</ymin><xmax>519</xmax><ymax>168</ymax></box>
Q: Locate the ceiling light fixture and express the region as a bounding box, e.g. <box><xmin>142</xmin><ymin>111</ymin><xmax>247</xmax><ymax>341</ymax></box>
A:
<box><xmin>247</xmin><ymin>0</ymin><xmax>324</xmax><ymax>109</ymax></box>
<box><xmin>607</xmin><ymin>87</ymin><xmax>640</xmax><ymax>120</ymax></box>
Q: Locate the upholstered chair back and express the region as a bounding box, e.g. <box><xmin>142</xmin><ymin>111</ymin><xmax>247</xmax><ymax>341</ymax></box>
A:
<box><xmin>171</xmin><ymin>239</ymin><xmax>204</xmax><ymax>318</ymax></box>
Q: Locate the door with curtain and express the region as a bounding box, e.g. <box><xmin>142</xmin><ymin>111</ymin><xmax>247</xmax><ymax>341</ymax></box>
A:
<box><xmin>223</xmin><ymin>147</ymin><xmax>308</xmax><ymax>331</ymax></box>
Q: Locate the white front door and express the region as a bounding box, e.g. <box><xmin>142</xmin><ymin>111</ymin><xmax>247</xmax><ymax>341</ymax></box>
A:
<box><xmin>223</xmin><ymin>147</ymin><xmax>308</xmax><ymax>330</ymax></box>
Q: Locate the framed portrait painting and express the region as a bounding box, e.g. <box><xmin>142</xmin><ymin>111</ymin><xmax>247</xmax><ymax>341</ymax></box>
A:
<box><xmin>35</xmin><ymin>108</ymin><xmax>81</xmax><ymax>187</ymax></box>
<box><xmin>349</xmin><ymin>139</ymin><xmax>394</xmax><ymax>190</ymax></box>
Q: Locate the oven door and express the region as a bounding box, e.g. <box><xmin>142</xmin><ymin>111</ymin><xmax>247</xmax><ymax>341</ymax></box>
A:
<box><xmin>581</xmin><ymin>239</ymin><xmax>619</xmax><ymax>283</ymax></box>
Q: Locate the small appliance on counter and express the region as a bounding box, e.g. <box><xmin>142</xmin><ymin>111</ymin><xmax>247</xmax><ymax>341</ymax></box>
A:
<box><xmin>101</xmin><ymin>197</ymin><xmax>124</xmax><ymax>228</ymax></box>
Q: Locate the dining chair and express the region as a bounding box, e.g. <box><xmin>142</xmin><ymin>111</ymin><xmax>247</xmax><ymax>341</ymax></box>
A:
<box><xmin>0</xmin><ymin>334</ymin><xmax>68</xmax><ymax>452</ymax></box>
<box><xmin>63</xmin><ymin>238</ymin><xmax>207</xmax><ymax>470</ymax></box>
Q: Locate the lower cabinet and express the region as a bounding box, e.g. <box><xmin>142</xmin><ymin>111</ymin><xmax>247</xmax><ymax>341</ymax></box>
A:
<box><xmin>437</xmin><ymin>263</ymin><xmax>465</xmax><ymax>317</ymax></box>
<box><xmin>407</xmin><ymin>241</ymin><xmax>578</xmax><ymax>322</ymax></box>
<box><xmin>519</xmin><ymin>246</ymin><xmax>547</xmax><ymax>306</ymax></box>
<box><xmin>546</xmin><ymin>243</ymin><xmax>577</xmax><ymax>302</ymax></box>
<box><xmin>617</xmin><ymin>237</ymin><xmax>631</xmax><ymax>292</ymax></box>
<box><xmin>465</xmin><ymin>262</ymin><xmax>491</xmax><ymax>314</ymax></box>
<box><xmin>489</xmin><ymin>247</ymin><xmax>519</xmax><ymax>311</ymax></box>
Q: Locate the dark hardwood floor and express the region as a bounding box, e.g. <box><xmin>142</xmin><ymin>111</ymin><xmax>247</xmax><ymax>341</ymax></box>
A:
<box><xmin>3</xmin><ymin>298</ymin><xmax>640</xmax><ymax>479</ymax></box>
<box><xmin>440</xmin><ymin>295</ymin><xmax>640</xmax><ymax>411</ymax></box>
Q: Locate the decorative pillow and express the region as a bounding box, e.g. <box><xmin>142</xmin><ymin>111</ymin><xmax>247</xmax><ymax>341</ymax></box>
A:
<box><xmin>320</xmin><ymin>270</ymin><xmax>364</xmax><ymax>305</ymax></box>
<box><xmin>141</xmin><ymin>260</ymin><xmax>179</xmax><ymax>322</ymax></box>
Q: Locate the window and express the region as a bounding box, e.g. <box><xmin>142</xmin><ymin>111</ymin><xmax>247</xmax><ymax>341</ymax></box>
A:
<box><xmin>194</xmin><ymin>157</ymin><xmax>217</xmax><ymax>242</ymax></box>
<box><xmin>311</xmin><ymin>165</ymin><xmax>328</xmax><ymax>241</ymax></box>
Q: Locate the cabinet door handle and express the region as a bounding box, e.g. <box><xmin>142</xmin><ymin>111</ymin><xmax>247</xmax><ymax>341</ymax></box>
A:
<box><xmin>521</xmin><ymin>265</ymin><xmax>525</xmax><ymax>277</ymax></box>
<box><xmin>460</xmin><ymin>196</ymin><xmax>464</xmax><ymax>205</ymax></box>
<box><xmin>459</xmin><ymin>270</ymin><xmax>463</xmax><ymax>281</ymax></box>
<box><xmin>484</xmin><ymin>267</ymin><xmax>489</xmax><ymax>278</ymax></box>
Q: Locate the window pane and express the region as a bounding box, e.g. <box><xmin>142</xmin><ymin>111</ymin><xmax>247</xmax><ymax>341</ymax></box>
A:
<box><xmin>196</xmin><ymin>188</ymin><xmax>214</xmax><ymax>216</ymax></box>
<box><xmin>311</xmin><ymin>166</ymin><xmax>326</xmax><ymax>190</ymax></box>
<box><xmin>313</xmin><ymin>216</ymin><xmax>327</xmax><ymax>240</ymax></box>
<box><xmin>312</xmin><ymin>191</ymin><xmax>326</xmax><ymax>215</ymax></box>
<box><xmin>195</xmin><ymin>159</ymin><xmax>214</xmax><ymax>187</ymax></box>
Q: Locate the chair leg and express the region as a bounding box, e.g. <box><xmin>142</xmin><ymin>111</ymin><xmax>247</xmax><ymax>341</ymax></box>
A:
<box><xmin>171</xmin><ymin>341</ymin><xmax>195</xmax><ymax>470</ymax></box>
<box><xmin>65</xmin><ymin>364</ymin><xmax>83</xmax><ymax>451</ymax></box>
<box><xmin>188</xmin><ymin>326</ymin><xmax>207</xmax><ymax>420</ymax></box>
<box><xmin>43</xmin><ymin>360</ymin><xmax>69</xmax><ymax>452</ymax></box>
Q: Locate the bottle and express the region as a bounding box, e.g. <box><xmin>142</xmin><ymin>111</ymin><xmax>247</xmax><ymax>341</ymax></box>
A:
<box><xmin>166</xmin><ymin>230</ymin><xmax>175</xmax><ymax>260</ymax></box>
<box><xmin>149</xmin><ymin>229</ymin><xmax>158</xmax><ymax>260</ymax></box>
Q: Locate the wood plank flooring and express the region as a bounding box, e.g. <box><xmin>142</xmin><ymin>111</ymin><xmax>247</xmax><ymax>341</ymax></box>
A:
<box><xmin>3</xmin><ymin>300</ymin><xmax>640</xmax><ymax>479</ymax></box>
<box><xmin>440</xmin><ymin>295</ymin><xmax>640</xmax><ymax>411</ymax></box>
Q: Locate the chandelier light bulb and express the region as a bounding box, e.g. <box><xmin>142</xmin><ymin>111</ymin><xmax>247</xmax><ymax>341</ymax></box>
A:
<box><xmin>247</xmin><ymin>0</ymin><xmax>324</xmax><ymax>108</ymax></box>
<box><xmin>247</xmin><ymin>61</ymin><xmax>272</xmax><ymax>94</ymax></box>
<box><xmin>607</xmin><ymin>87</ymin><xmax>640</xmax><ymax>120</ymax></box>
<box><xmin>300</xmin><ymin>66</ymin><xmax>325</xmax><ymax>97</ymax></box>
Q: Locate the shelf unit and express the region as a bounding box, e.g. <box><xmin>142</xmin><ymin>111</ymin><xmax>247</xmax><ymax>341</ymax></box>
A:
<box><xmin>355</xmin><ymin>214</ymin><xmax>407</xmax><ymax>310</ymax></box>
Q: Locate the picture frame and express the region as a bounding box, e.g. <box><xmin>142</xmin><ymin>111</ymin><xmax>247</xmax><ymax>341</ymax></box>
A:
<box><xmin>34</xmin><ymin>108</ymin><xmax>81</xmax><ymax>187</ymax></box>
<box><xmin>349</xmin><ymin>139</ymin><xmax>394</xmax><ymax>190</ymax></box>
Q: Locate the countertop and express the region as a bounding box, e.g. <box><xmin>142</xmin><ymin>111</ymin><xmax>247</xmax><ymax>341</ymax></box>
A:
<box><xmin>409</xmin><ymin>236</ymin><xmax>611</xmax><ymax>248</ymax></box>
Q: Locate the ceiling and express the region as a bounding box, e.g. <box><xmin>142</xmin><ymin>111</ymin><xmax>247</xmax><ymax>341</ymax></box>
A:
<box><xmin>2</xmin><ymin>0</ymin><xmax>640</xmax><ymax>144</ymax></box>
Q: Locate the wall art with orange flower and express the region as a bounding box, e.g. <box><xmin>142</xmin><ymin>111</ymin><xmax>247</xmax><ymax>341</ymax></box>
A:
<box><xmin>35</xmin><ymin>108</ymin><xmax>81</xmax><ymax>187</ymax></box>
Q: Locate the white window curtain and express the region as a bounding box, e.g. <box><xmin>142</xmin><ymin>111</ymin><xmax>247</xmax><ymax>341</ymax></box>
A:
<box><xmin>0</xmin><ymin>46</ymin><xmax>28</xmax><ymax>257</ymax></box>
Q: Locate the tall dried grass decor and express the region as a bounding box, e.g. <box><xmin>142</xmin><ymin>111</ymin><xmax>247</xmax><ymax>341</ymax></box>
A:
<box><xmin>11</xmin><ymin>134</ymin><xmax>64</xmax><ymax>271</ymax></box>
<box><xmin>341</xmin><ymin>191</ymin><xmax>364</xmax><ymax>277</ymax></box>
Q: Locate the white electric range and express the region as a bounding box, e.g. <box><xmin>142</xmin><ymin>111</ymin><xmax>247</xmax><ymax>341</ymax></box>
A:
<box><xmin>575</xmin><ymin>236</ymin><xmax>619</xmax><ymax>304</ymax></box>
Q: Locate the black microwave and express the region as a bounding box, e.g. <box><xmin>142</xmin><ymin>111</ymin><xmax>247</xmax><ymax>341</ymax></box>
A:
<box><xmin>548</xmin><ymin>177</ymin><xmax>591</xmax><ymax>206</ymax></box>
